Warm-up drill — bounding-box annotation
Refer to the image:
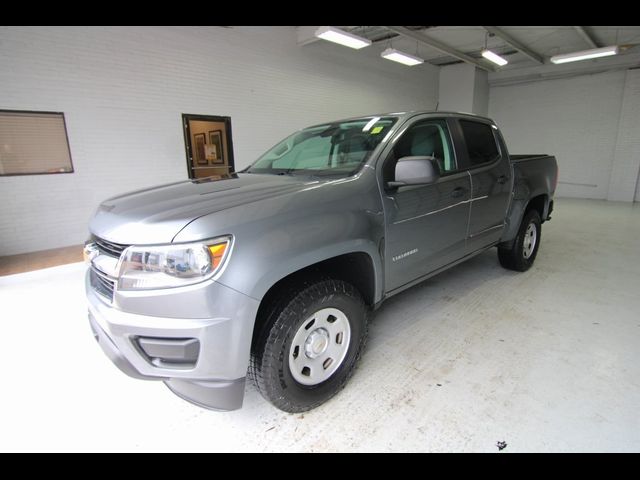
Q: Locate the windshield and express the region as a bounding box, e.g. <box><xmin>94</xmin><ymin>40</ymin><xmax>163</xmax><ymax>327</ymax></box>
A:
<box><xmin>246</xmin><ymin>116</ymin><xmax>398</xmax><ymax>176</ymax></box>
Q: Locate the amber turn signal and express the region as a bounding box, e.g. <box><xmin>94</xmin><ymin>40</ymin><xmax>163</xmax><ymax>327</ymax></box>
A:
<box><xmin>208</xmin><ymin>242</ymin><xmax>229</xmax><ymax>270</ymax></box>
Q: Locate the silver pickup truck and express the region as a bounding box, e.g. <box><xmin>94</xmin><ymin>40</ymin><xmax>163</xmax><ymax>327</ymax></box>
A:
<box><xmin>85</xmin><ymin>111</ymin><xmax>558</xmax><ymax>412</ymax></box>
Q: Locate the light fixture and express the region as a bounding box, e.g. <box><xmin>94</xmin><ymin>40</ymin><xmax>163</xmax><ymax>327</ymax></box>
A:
<box><xmin>481</xmin><ymin>49</ymin><xmax>508</xmax><ymax>66</ymax></box>
<box><xmin>381</xmin><ymin>48</ymin><xmax>424</xmax><ymax>66</ymax></box>
<box><xmin>314</xmin><ymin>26</ymin><xmax>372</xmax><ymax>50</ymax></box>
<box><xmin>481</xmin><ymin>32</ymin><xmax>507</xmax><ymax>67</ymax></box>
<box><xmin>550</xmin><ymin>46</ymin><xmax>619</xmax><ymax>64</ymax></box>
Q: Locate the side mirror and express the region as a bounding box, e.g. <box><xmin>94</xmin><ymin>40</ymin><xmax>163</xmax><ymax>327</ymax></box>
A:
<box><xmin>387</xmin><ymin>156</ymin><xmax>441</xmax><ymax>188</ymax></box>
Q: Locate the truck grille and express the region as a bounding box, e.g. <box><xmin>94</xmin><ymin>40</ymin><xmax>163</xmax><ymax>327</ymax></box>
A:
<box><xmin>90</xmin><ymin>267</ymin><xmax>115</xmax><ymax>302</ymax></box>
<box><xmin>94</xmin><ymin>237</ymin><xmax>128</xmax><ymax>258</ymax></box>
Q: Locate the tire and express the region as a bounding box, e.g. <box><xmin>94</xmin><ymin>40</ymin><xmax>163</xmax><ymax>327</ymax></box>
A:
<box><xmin>498</xmin><ymin>209</ymin><xmax>542</xmax><ymax>272</ymax></box>
<box><xmin>249</xmin><ymin>278</ymin><xmax>368</xmax><ymax>413</ymax></box>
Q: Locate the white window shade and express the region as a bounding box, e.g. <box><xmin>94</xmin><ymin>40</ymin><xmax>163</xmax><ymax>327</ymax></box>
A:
<box><xmin>0</xmin><ymin>111</ymin><xmax>74</xmax><ymax>176</ymax></box>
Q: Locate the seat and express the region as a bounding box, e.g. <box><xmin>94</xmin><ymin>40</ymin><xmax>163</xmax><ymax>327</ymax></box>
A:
<box><xmin>384</xmin><ymin>125</ymin><xmax>445</xmax><ymax>181</ymax></box>
<box><xmin>337</xmin><ymin>134</ymin><xmax>369</xmax><ymax>165</ymax></box>
<box><xmin>408</xmin><ymin>125</ymin><xmax>444</xmax><ymax>170</ymax></box>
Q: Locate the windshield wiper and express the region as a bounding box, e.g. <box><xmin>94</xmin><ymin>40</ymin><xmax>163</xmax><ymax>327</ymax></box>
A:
<box><xmin>306</xmin><ymin>171</ymin><xmax>350</xmax><ymax>178</ymax></box>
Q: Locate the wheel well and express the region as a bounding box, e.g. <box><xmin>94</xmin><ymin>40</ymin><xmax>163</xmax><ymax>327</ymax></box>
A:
<box><xmin>526</xmin><ymin>194</ymin><xmax>548</xmax><ymax>221</ymax></box>
<box><xmin>260</xmin><ymin>252</ymin><xmax>375</xmax><ymax>309</ymax></box>
<box><xmin>252</xmin><ymin>253</ymin><xmax>376</xmax><ymax>345</ymax></box>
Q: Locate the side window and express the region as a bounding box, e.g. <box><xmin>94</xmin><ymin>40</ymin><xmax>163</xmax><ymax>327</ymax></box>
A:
<box><xmin>383</xmin><ymin>119</ymin><xmax>455</xmax><ymax>183</ymax></box>
<box><xmin>459</xmin><ymin>120</ymin><xmax>500</xmax><ymax>167</ymax></box>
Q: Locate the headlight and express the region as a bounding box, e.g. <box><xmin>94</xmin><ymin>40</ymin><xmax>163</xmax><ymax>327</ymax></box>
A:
<box><xmin>117</xmin><ymin>236</ymin><xmax>232</xmax><ymax>290</ymax></box>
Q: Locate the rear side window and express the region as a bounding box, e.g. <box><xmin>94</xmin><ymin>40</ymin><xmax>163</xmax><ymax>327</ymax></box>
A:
<box><xmin>459</xmin><ymin>120</ymin><xmax>499</xmax><ymax>167</ymax></box>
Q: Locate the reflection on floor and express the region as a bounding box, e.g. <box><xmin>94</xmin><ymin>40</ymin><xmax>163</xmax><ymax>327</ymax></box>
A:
<box><xmin>0</xmin><ymin>244</ymin><xmax>83</xmax><ymax>276</ymax></box>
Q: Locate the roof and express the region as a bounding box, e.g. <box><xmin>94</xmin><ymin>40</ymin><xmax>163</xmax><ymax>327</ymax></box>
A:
<box><xmin>306</xmin><ymin>110</ymin><xmax>495</xmax><ymax>129</ymax></box>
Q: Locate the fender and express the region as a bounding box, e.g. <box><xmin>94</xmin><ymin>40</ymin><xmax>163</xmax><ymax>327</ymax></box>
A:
<box><xmin>238</xmin><ymin>239</ymin><xmax>384</xmax><ymax>303</ymax></box>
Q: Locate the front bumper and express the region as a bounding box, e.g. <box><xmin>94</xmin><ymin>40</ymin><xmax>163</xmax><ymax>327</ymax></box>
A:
<box><xmin>86</xmin><ymin>271</ymin><xmax>260</xmax><ymax>411</ymax></box>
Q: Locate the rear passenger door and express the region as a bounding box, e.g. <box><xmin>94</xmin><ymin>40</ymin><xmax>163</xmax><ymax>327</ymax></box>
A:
<box><xmin>453</xmin><ymin>119</ymin><xmax>512</xmax><ymax>252</ymax></box>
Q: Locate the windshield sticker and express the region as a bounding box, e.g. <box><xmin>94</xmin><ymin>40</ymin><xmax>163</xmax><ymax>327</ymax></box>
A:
<box><xmin>371</xmin><ymin>126</ymin><xmax>384</xmax><ymax>134</ymax></box>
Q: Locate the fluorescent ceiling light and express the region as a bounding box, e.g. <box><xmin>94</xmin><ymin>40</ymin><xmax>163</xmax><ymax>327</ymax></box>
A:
<box><xmin>550</xmin><ymin>46</ymin><xmax>619</xmax><ymax>64</ymax></box>
<box><xmin>481</xmin><ymin>49</ymin><xmax>508</xmax><ymax>66</ymax></box>
<box><xmin>315</xmin><ymin>26</ymin><xmax>372</xmax><ymax>50</ymax></box>
<box><xmin>381</xmin><ymin>48</ymin><xmax>424</xmax><ymax>66</ymax></box>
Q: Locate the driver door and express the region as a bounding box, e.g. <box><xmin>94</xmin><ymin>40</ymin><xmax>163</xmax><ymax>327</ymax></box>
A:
<box><xmin>380</xmin><ymin>117</ymin><xmax>471</xmax><ymax>293</ymax></box>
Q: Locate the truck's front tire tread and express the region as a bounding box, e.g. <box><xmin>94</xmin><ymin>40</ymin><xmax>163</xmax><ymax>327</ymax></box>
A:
<box><xmin>249</xmin><ymin>278</ymin><xmax>368</xmax><ymax>413</ymax></box>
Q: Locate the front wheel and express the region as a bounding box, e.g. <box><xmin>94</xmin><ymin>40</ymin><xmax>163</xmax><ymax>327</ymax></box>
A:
<box><xmin>249</xmin><ymin>279</ymin><xmax>368</xmax><ymax>413</ymax></box>
<box><xmin>498</xmin><ymin>209</ymin><xmax>542</xmax><ymax>271</ymax></box>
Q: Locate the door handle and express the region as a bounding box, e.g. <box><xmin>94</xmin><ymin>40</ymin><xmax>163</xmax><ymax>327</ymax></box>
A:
<box><xmin>497</xmin><ymin>175</ymin><xmax>508</xmax><ymax>184</ymax></box>
<box><xmin>451</xmin><ymin>187</ymin><xmax>465</xmax><ymax>198</ymax></box>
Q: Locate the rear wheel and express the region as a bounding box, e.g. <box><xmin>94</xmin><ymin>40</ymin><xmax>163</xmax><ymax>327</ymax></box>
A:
<box><xmin>249</xmin><ymin>278</ymin><xmax>368</xmax><ymax>413</ymax></box>
<box><xmin>498</xmin><ymin>209</ymin><xmax>542</xmax><ymax>271</ymax></box>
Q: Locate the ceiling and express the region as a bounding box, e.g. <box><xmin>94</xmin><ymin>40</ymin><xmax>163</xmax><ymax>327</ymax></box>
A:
<box><xmin>302</xmin><ymin>26</ymin><xmax>640</xmax><ymax>85</ymax></box>
<box><xmin>341</xmin><ymin>26</ymin><xmax>640</xmax><ymax>66</ymax></box>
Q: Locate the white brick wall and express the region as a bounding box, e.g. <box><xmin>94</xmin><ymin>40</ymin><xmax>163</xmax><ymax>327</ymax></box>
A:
<box><xmin>0</xmin><ymin>26</ymin><xmax>438</xmax><ymax>255</ymax></box>
<box><xmin>607</xmin><ymin>69</ymin><xmax>640</xmax><ymax>202</ymax></box>
<box><xmin>438</xmin><ymin>64</ymin><xmax>488</xmax><ymax>116</ymax></box>
<box><xmin>472</xmin><ymin>69</ymin><xmax>489</xmax><ymax>117</ymax></box>
<box><xmin>438</xmin><ymin>63</ymin><xmax>476</xmax><ymax>113</ymax></box>
<box><xmin>489</xmin><ymin>69</ymin><xmax>640</xmax><ymax>201</ymax></box>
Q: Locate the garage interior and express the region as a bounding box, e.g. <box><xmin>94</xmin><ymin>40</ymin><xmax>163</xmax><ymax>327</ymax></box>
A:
<box><xmin>1</xmin><ymin>26</ymin><xmax>639</xmax><ymax>452</ymax></box>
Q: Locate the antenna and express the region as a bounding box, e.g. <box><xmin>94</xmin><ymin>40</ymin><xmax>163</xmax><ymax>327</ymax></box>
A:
<box><xmin>435</xmin><ymin>101</ymin><xmax>439</xmax><ymax>111</ymax></box>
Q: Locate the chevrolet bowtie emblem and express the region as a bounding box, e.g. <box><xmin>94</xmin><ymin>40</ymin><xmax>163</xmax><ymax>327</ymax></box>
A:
<box><xmin>83</xmin><ymin>243</ymin><xmax>99</xmax><ymax>265</ymax></box>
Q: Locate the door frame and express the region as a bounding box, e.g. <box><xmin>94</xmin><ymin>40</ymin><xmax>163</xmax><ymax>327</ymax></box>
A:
<box><xmin>449</xmin><ymin>117</ymin><xmax>511</xmax><ymax>249</ymax></box>
<box><xmin>375</xmin><ymin>114</ymin><xmax>472</xmax><ymax>293</ymax></box>
<box><xmin>182</xmin><ymin>113</ymin><xmax>235</xmax><ymax>179</ymax></box>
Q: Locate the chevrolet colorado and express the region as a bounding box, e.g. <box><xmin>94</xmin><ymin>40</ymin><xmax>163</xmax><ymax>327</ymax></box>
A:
<box><xmin>85</xmin><ymin>111</ymin><xmax>558</xmax><ymax>412</ymax></box>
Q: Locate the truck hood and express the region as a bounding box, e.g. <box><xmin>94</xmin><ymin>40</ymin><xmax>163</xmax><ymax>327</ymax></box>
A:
<box><xmin>89</xmin><ymin>173</ymin><xmax>313</xmax><ymax>245</ymax></box>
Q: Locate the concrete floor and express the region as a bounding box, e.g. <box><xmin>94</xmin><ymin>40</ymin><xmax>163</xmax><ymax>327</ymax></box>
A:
<box><xmin>1</xmin><ymin>198</ymin><xmax>639</xmax><ymax>452</ymax></box>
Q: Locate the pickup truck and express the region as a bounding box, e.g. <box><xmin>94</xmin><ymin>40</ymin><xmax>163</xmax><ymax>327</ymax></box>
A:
<box><xmin>84</xmin><ymin>111</ymin><xmax>558</xmax><ymax>413</ymax></box>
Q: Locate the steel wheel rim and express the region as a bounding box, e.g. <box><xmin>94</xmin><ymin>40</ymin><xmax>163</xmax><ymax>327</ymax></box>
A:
<box><xmin>288</xmin><ymin>307</ymin><xmax>351</xmax><ymax>386</ymax></box>
<box><xmin>523</xmin><ymin>222</ymin><xmax>537</xmax><ymax>259</ymax></box>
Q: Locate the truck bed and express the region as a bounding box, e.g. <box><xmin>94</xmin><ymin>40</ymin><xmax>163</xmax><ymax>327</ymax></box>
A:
<box><xmin>510</xmin><ymin>154</ymin><xmax>557</xmax><ymax>207</ymax></box>
<box><xmin>501</xmin><ymin>153</ymin><xmax>558</xmax><ymax>244</ymax></box>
